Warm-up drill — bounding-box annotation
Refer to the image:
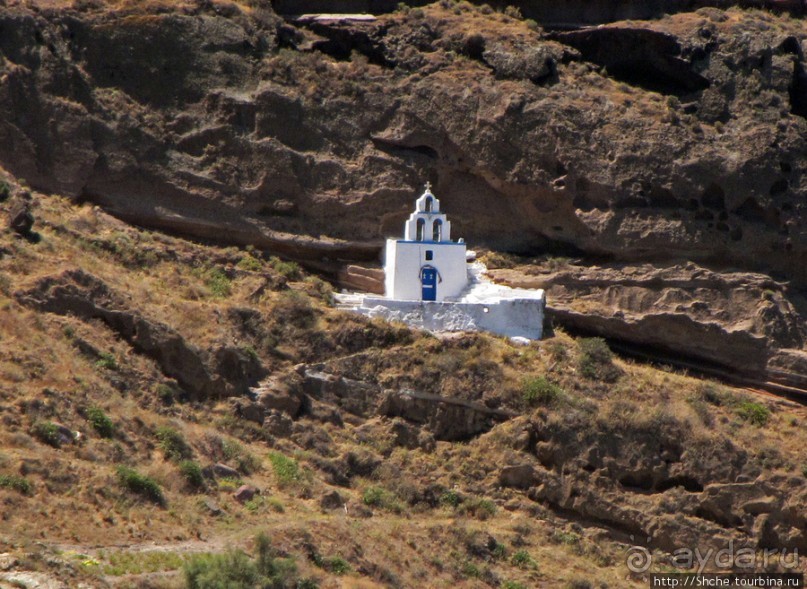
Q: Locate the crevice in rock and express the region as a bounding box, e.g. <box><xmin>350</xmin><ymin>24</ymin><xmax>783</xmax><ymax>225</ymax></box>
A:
<box><xmin>552</xmin><ymin>27</ymin><xmax>709</xmax><ymax>96</ymax></box>
<box><xmin>655</xmin><ymin>476</ymin><xmax>704</xmax><ymax>493</ymax></box>
<box><xmin>694</xmin><ymin>506</ymin><xmax>744</xmax><ymax>529</ymax></box>
<box><xmin>302</xmin><ymin>21</ymin><xmax>394</xmax><ymax>67</ymax></box>
<box><xmin>371</xmin><ymin>137</ymin><xmax>439</xmax><ymax>160</ymax></box>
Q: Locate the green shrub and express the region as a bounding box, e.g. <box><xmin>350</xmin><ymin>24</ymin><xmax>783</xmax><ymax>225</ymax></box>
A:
<box><xmin>439</xmin><ymin>489</ymin><xmax>462</xmax><ymax>508</ymax></box>
<box><xmin>116</xmin><ymin>466</ymin><xmax>165</xmax><ymax>505</ymax></box>
<box><xmin>32</xmin><ymin>421</ymin><xmax>62</xmax><ymax>448</ymax></box>
<box><xmin>184</xmin><ymin>549</ymin><xmax>259</xmax><ymax>589</ymax></box>
<box><xmin>459</xmin><ymin>497</ymin><xmax>496</xmax><ymax>520</ymax></box>
<box><xmin>241</xmin><ymin>344</ymin><xmax>259</xmax><ymax>362</ymax></box>
<box><xmin>801</xmin><ymin>464</ymin><xmax>807</xmax><ymax>478</ymax></box>
<box><xmin>156</xmin><ymin>384</ymin><xmax>177</xmax><ymax>405</ymax></box>
<box><xmin>179</xmin><ymin>461</ymin><xmax>205</xmax><ymax>491</ymax></box>
<box><xmin>205</xmin><ymin>267</ymin><xmax>232</xmax><ymax>298</ymax></box>
<box><xmin>318</xmin><ymin>556</ymin><xmax>350</xmax><ymax>575</ymax></box>
<box><xmin>304</xmin><ymin>276</ymin><xmax>334</xmax><ymax>306</ymax></box>
<box><xmin>578</xmin><ymin>337</ymin><xmax>621</xmax><ymax>382</ymax></box>
<box><xmin>222</xmin><ymin>439</ymin><xmax>261</xmax><ymax>474</ymax></box>
<box><xmin>461</xmin><ymin>561</ymin><xmax>481</xmax><ymax>578</ymax></box>
<box><xmin>268</xmin><ymin>452</ymin><xmax>299</xmax><ymax>486</ymax></box>
<box><xmin>362</xmin><ymin>485</ymin><xmax>403</xmax><ymax>513</ymax></box>
<box><xmin>522</xmin><ymin>376</ymin><xmax>563</xmax><ymax>406</ymax></box>
<box><xmin>86</xmin><ymin>406</ymin><xmax>115</xmax><ymax>438</ymax></box>
<box><xmin>503</xmin><ymin>582</ymin><xmax>528</xmax><ymax>589</ymax></box>
<box><xmin>268</xmin><ymin>256</ymin><xmax>302</xmax><ymax>281</ymax></box>
<box><xmin>237</xmin><ymin>254</ymin><xmax>263</xmax><ymax>272</ymax></box>
<box><xmin>155</xmin><ymin>426</ymin><xmax>192</xmax><ymax>462</ymax></box>
<box><xmin>0</xmin><ymin>474</ymin><xmax>32</xmax><ymax>495</ymax></box>
<box><xmin>0</xmin><ymin>180</ymin><xmax>10</xmax><ymax>201</ymax></box>
<box><xmin>95</xmin><ymin>352</ymin><xmax>118</xmax><ymax>370</ymax></box>
<box><xmin>184</xmin><ymin>532</ymin><xmax>306</xmax><ymax>589</ymax></box>
<box><xmin>737</xmin><ymin>401</ymin><xmax>771</xmax><ymax>426</ymax></box>
<box><xmin>510</xmin><ymin>549</ymin><xmax>536</xmax><ymax>569</ymax></box>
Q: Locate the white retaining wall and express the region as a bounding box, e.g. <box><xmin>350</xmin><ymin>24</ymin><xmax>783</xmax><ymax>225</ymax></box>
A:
<box><xmin>357</xmin><ymin>295</ymin><xmax>545</xmax><ymax>340</ymax></box>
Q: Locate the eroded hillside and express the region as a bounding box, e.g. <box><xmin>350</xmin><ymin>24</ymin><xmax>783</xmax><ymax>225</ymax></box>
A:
<box><xmin>1</xmin><ymin>0</ymin><xmax>806</xmax><ymax>393</ymax></box>
<box><xmin>0</xmin><ymin>171</ymin><xmax>805</xmax><ymax>588</ymax></box>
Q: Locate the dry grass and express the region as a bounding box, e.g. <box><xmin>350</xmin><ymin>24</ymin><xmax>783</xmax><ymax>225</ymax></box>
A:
<box><xmin>0</xmin><ymin>176</ymin><xmax>804</xmax><ymax>587</ymax></box>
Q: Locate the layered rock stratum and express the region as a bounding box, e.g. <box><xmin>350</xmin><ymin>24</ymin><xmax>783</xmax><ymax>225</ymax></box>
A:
<box><xmin>0</xmin><ymin>0</ymin><xmax>806</xmax><ymax>391</ymax></box>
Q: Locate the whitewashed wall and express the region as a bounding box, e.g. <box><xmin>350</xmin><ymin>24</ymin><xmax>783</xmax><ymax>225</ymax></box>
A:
<box><xmin>385</xmin><ymin>239</ymin><xmax>468</xmax><ymax>301</ymax></box>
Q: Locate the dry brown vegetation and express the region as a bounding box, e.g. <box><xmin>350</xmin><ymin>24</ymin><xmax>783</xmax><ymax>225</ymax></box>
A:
<box><xmin>0</xmin><ymin>174</ymin><xmax>805</xmax><ymax>588</ymax></box>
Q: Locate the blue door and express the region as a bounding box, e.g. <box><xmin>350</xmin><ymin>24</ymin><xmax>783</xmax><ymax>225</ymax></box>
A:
<box><xmin>421</xmin><ymin>267</ymin><xmax>437</xmax><ymax>301</ymax></box>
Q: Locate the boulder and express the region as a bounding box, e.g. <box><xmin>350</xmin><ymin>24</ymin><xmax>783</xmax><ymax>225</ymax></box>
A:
<box><xmin>51</xmin><ymin>423</ymin><xmax>75</xmax><ymax>446</ymax></box>
<box><xmin>203</xmin><ymin>498</ymin><xmax>223</xmax><ymax>516</ymax></box>
<box><xmin>233</xmin><ymin>485</ymin><xmax>258</xmax><ymax>503</ymax></box>
<box><xmin>211</xmin><ymin>463</ymin><xmax>240</xmax><ymax>479</ymax></box>
<box><xmin>8</xmin><ymin>202</ymin><xmax>34</xmax><ymax>237</ymax></box>
<box><xmin>254</xmin><ymin>377</ymin><xmax>303</xmax><ymax>417</ymax></box>
<box><xmin>390</xmin><ymin>418</ymin><xmax>420</xmax><ymax>449</ymax></box>
<box><xmin>319</xmin><ymin>490</ymin><xmax>344</xmax><ymax>510</ymax></box>
<box><xmin>499</xmin><ymin>464</ymin><xmax>538</xmax><ymax>489</ymax></box>
<box><xmin>234</xmin><ymin>401</ymin><xmax>265</xmax><ymax>424</ymax></box>
<box><xmin>263</xmin><ymin>409</ymin><xmax>293</xmax><ymax>437</ymax></box>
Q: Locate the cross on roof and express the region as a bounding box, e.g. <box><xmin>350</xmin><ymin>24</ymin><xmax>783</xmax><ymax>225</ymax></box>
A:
<box><xmin>424</xmin><ymin>181</ymin><xmax>432</xmax><ymax>192</ymax></box>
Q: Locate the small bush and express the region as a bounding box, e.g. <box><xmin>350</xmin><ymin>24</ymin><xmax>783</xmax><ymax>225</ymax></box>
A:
<box><xmin>0</xmin><ymin>180</ymin><xmax>10</xmax><ymax>201</ymax></box>
<box><xmin>237</xmin><ymin>254</ymin><xmax>263</xmax><ymax>272</ymax></box>
<box><xmin>440</xmin><ymin>489</ymin><xmax>462</xmax><ymax>508</ymax></box>
<box><xmin>268</xmin><ymin>452</ymin><xmax>299</xmax><ymax>486</ymax></box>
<box><xmin>32</xmin><ymin>421</ymin><xmax>62</xmax><ymax>448</ymax></box>
<box><xmin>156</xmin><ymin>426</ymin><xmax>193</xmax><ymax>462</ymax></box>
<box><xmin>86</xmin><ymin>406</ymin><xmax>115</xmax><ymax>438</ymax></box>
<box><xmin>697</xmin><ymin>383</ymin><xmax>726</xmax><ymax>406</ymax></box>
<box><xmin>522</xmin><ymin>376</ymin><xmax>563</xmax><ymax>406</ymax></box>
<box><xmin>362</xmin><ymin>485</ymin><xmax>403</xmax><ymax>513</ymax></box>
<box><xmin>156</xmin><ymin>384</ymin><xmax>176</xmax><ymax>405</ymax></box>
<box><xmin>273</xmin><ymin>291</ymin><xmax>316</xmax><ymax>328</ymax></box>
<box><xmin>184</xmin><ymin>549</ymin><xmax>259</xmax><ymax>589</ymax></box>
<box><xmin>461</xmin><ymin>561</ymin><xmax>481</xmax><ymax>578</ymax></box>
<box><xmin>503</xmin><ymin>582</ymin><xmax>528</xmax><ymax>589</ymax></box>
<box><xmin>0</xmin><ymin>474</ymin><xmax>32</xmax><ymax>494</ymax></box>
<box><xmin>116</xmin><ymin>466</ymin><xmax>165</xmax><ymax>505</ymax></box>
<box><xmin>241</xmin><ymin>344</ymin><xmax>259</xmax><ymax>362</ymax></box>
<box><xmin>179</xmin><ymin>460</ymin><xmax>205</xmax><ymax>491</ymax></box>
<box><xmin>268</xmin><ymin>256</ymin><xmax>302</xmax><ymax>281</ymax></box>
<box><xmin>95</xmin><ymin>352</ymin><xmax>118</xmax><ymax>370</ymax></box>
<box><xmin>736</xmin><ymin>401</ymin><xmax>771</xmax><ymax>426</ymax></box>
<box><xmin>205</xmin><ymin>267</ymin><xmax>232</xmax><ymax>298</ymax></box>
<box><xmin>566</xmin><ymin>579</ymin><xmax>593</xmax><ymax>589</ymax></box>
<box><xmin>510</xmin><ymin>549</ymin><xmax>536</xmax><ymax>569</ymax></box>
<box><xmin>801</xmin><ymin>464</ymin><xmax>807</xmax><ymax>478</ymax></box>
<box><xmin>480</xmin><ymin>251</ymin><xmax>517</xmax><ymax>269</ymax></box>
<box><xmin>304</xmin><ymin>276</ymin><xmax>334</xmax><ymax>305</ymax></box>
<box><xmin>459</xmin><ymin>497</ymin><xmax>496</xmax><ymax>520</ymax></box>
<box><xmin>222</xmin><ymin>439</ymin><xmax>261</xmax><ymax>474</ymax></box>
<box><xmin>578</xmin><ymin>338</ymin><xmax>621</xmax><ymax>382</ymax></box>
<box><xmin>184</xmin><ymin>533</ymin><xmax>307</xmax><ymax>589</ymax></box>
<box><xmin>503</xmin><ymin>5</ymin><xmax>522</xmax><ymax>18</ymax></box>
<box><xmin>318</xmin><ymin>556</ymin><xmax>350</xmax><ymax>575</ymax></box>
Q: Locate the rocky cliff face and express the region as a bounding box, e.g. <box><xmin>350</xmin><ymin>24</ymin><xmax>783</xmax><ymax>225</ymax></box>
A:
<box><xmin>0</xmin><ymin>0</ymin><xmax>806</xmax><ymax>389</ymax></box>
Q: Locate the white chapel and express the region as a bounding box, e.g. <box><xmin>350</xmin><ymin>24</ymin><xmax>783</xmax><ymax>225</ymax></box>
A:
<box><xmin>384</xmin><ymin>183</ymin><xmax>468</xmax><ymax>302</ymax></box>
